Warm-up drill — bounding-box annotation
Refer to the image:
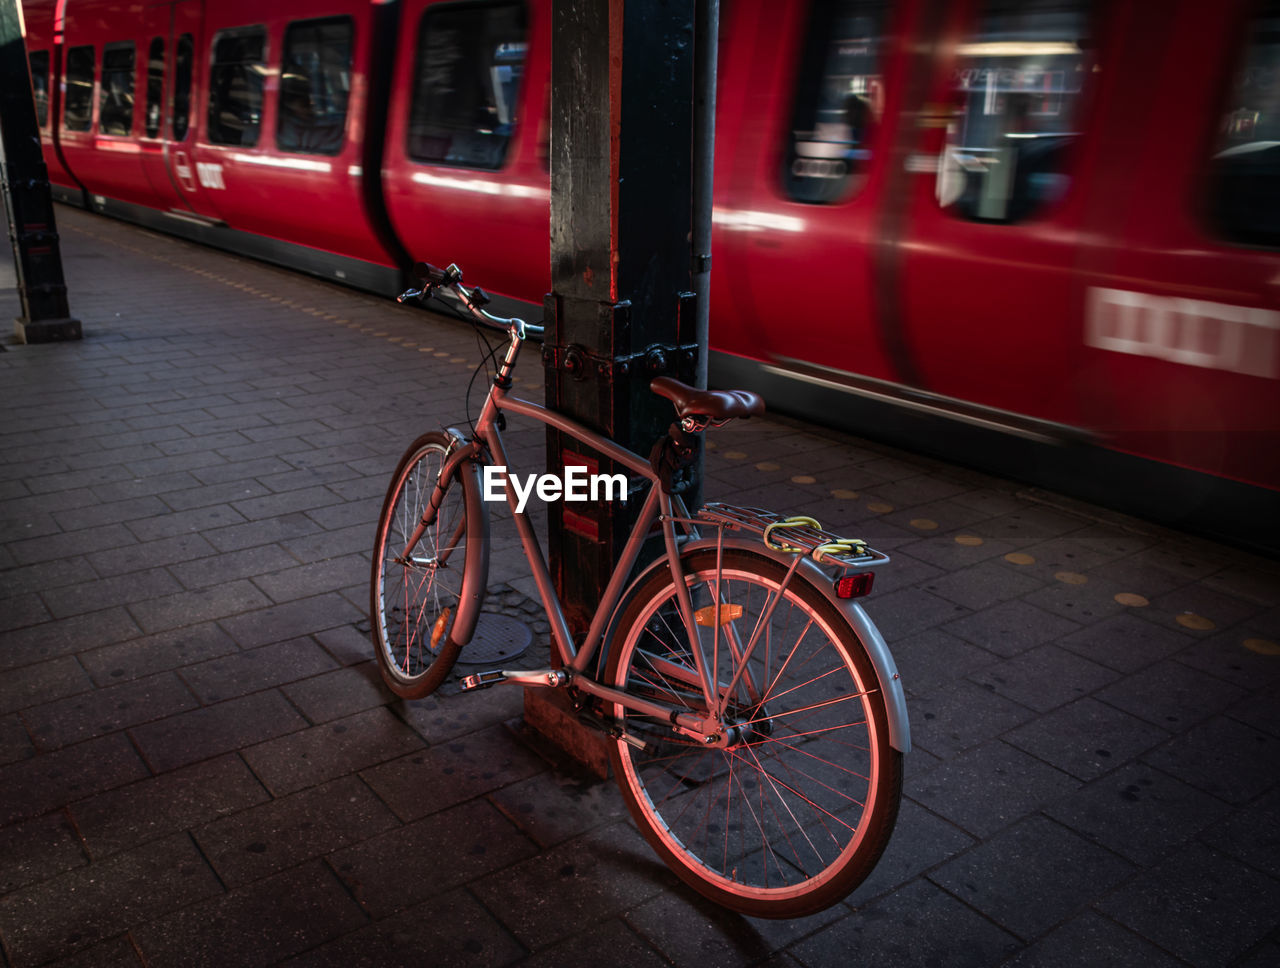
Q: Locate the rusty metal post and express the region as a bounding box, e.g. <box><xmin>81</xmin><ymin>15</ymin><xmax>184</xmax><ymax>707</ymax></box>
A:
<box><xmin>526</xmin><ymin>0</ymin><xmax>703</xmax><ymax>774</ymax></box>
<box><xmin>0</xmin><ymin>0</ymin><xmax>79</xmax><ymax>343</ymax></box>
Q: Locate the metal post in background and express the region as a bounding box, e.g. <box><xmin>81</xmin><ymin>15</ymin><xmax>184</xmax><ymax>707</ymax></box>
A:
<box><xmin>0</xmin><ymin>0</ymin><xmax>79</xmax><ymax>343</ymax></box>
<box><xmin>529</xmin><ymin>0</ymin><xmax>705</xmax><ymax>773</ymax></box>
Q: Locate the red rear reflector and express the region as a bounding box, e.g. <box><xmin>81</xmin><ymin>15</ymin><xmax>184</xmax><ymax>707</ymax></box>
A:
<box><xmin>835</xmin><ymin>572</ymin><xmax>874</xmax><ymax>599</ymax></box>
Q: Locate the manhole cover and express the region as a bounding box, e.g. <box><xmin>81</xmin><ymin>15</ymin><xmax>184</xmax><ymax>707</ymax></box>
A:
<box><xmin>458</xmin><ymin>613</ymin><xmax>533</xmax><ymax>664</ymax></box>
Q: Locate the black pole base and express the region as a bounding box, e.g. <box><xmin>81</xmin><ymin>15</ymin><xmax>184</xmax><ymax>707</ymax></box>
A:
<box><xmin>15</xmin><ymin>316</ymin><xmax>82</xmax><ymax>344</ymax></box>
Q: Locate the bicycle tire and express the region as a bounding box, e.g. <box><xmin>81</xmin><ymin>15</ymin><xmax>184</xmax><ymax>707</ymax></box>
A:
<box><xmin>371</xmin><ymin>432</ymin><xmax>485</xmax><ymax>699</ymax></box>
<box><xmin>604</xmin><ymin>547</ymin><xmax>902</xmax><ymax>918</ymax></box>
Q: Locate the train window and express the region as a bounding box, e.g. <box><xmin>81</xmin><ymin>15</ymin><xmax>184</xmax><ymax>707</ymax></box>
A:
<box><xmin>208</xmin><ymin>27</ymin><xmax>267</xmax><ymax>146</ymax></box>
<box><xmin>100</xmin><ymin>43</ymin><xmax>136</xmax><ymax>136</ymax></box>
<box><xmin>1207</xmin><ymin>0</ymin><xmax>1280</xmax><ymax>248</ymax></box>
<box><xmin>174</xmin><ymin>33</ymin><xmax>193</xmax><ymax>141</ymax></box>
<box><xmin>784</xmin><ymin>0</ymin><xmax>890</xmax><ymax>204</ymax></box>
<box><xmin>64</xmin><ymin>45</ymin><xmax>95</xmax><ymax>132</ymax></box>
<box><xmin>29</xmin><ymin>51</ymin><xmax>50</xmax><ymax>127</ymax></box>
<box><xmin>408</xmin><ymin>2</ymin><xmax>528</xmax><ymax>169</ymax></box>
<box><xmin>937</xmin><ymin>0</ymin><xmax>1097</xmax><ymax>223</ymax></box>
<box><xmin>277</xmin><ymin>17</ymin><xmax>353</xmax><ymax>155</ymax></box>
<box><xmin>145</xmin><ymin>38</ymin><xmax>164</xmax><ymax>138</ymax></box>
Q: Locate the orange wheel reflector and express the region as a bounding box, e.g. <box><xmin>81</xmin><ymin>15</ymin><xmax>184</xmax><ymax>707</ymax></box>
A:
<box><xmin>694</xmin><ymin>604</ymin><xmax>744</xmax><ymax>627</ymax></box>
<box><xmin>431</xmin><ymin>607</ymin><xmax>453</xmax><ymax>649</ymax></box>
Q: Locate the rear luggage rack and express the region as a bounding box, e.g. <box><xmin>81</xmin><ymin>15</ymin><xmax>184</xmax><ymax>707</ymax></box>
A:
<box><xmin>695</xmin><ymin>503</ymin><xmax>890</xmax><ymax>569</ymax></box>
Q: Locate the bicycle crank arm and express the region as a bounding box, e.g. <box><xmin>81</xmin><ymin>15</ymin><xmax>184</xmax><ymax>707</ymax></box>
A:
<box><xmin>458</xmin><ymin>668</ymin><xmax>569</xmax><ymax>691</ymax></box>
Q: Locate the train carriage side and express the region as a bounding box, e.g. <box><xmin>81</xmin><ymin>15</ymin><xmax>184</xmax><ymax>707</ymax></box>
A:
<box><xmin>1071</xmin><ymin>0</ymin><xmax>1280</xmax><ymax>493</ymax></box>
<box><xmin>44</xmin><ymin>0</ymin><xmax>406</xmax><ymax>292</ymax></box>
<box><xmin>711</xmin><ymin>0</ymin><xmax>1279</xmax><ymax>542</ymax></box>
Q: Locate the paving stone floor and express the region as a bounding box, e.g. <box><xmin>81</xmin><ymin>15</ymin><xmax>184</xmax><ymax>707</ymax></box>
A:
<box><xmin>1</xmin><ymin>208</ymin><xmax>1278</xmax><ymax>966</ymax></box>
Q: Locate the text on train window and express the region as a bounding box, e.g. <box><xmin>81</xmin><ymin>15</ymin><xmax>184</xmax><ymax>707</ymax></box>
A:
<box><xmin>784</xmin><ymin>0</ymin><xmax>890</xmax><ymax>204</ymax></box>
<box><xmin>100</xmin><ymin>43</ymin><xmax>136</xmax><ymax>136</ymax></box>
<box><xmin>64</xmin><ymin>45</ymin><xmax>94</xmax><ymax>133</ymax></box>
<box><xmin>937</xmin><ymin>0</ymin><xmax>1097</xmax><ymax>223</ymax></box>
<box><xmin>208</xmin><ymin>28</ymin><xmax>267</xmax><ymax>146</ymax></box>
<box><xmin>1208</xmin><ymin>0</ymin><xmax>1280</xmax><ymax>248</ymax></box>
<box><xmin>408</xmin><ymin>2</ymin><xmax>527</xmax><ymax>169</ymax></box>
<box><xmin>278</xmin><ymin>17</ymin><xmax>354</xmax><ymax>155</ymax></box>
<box><xmin>173</xmin><ymin>34</ymin><xmax>193</xmax><ymax>141</ymax></box>
<box><xmin>29</xmin><ymin>51</ymin><xmax>50</xmax><ymax>127</ymax></box>
<box><xmin>145</xmin><ymin>38</ymin><xmax>164</xmax><ymax>138</ymax></box>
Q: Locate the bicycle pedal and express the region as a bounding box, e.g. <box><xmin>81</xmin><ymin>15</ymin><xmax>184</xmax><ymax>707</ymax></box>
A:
<box><xmin>459</xmin><ymin>669</ymin><xmax>507</xmax><ymax>691</ymax></box>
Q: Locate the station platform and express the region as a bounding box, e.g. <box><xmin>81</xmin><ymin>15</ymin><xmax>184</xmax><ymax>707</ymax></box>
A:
<box><xmin>1</xmin><ymin>208</ymin><xmax>1278</xmax><ymax>967</ymax></box>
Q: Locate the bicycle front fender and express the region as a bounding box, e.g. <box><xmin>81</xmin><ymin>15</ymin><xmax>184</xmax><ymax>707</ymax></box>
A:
<box><xmin>441</xmin><ymin>427</ymin><xmax>490</xmax><ymax>646</ymax></box>
<box><xmin>609</xmin><ymin>536</ymin><xmax>911</xmax><ymax>754</ymax></box>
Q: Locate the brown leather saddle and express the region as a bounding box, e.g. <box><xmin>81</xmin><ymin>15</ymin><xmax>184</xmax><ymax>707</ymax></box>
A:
<box><xmin>649</xmin><ymin>376</ymin><xmax>764</xmax><ymax>421</ymax></box>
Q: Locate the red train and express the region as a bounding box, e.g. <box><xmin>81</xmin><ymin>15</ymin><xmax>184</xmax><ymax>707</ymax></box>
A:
<box><xmin>19</xmin><ymin>0</ymin><xmax>1280</xmax><ymax>550</ymax></box>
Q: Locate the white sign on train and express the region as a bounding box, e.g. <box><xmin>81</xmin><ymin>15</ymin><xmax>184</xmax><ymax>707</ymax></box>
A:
<box><xmin>196</xmin><ymin>162</ymin><xmax>226</xmax><ymax>190</ymax></box>
<box><xmin>1085</xmin><ymin>287</ymin><xmax>1280</xmax><ymax>379</ymax></box>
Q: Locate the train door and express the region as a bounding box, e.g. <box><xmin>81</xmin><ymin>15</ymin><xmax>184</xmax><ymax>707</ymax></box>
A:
<box><xmin>1072</xmin><ymin>0</ymin><xmax>1280</xmax><ymax>489</ymax></box>
<box><xmin>137</xmin><ymin>3</ymin><xmax>185</xmax><ymax>212</ymax></box>
<box><xmin>717</xmin><ymin>0</ymin><xmax>908</xmax><ymax>383</ymax></box>
<box><xmin>891</xmin><ymin>0</ymin><xmax>1110</xmax><ymax>432</ymax></box>
<box><xmin>156</xmin><ymin>0</ymin><xmax>221</xmax><ymax>220</ymax></box>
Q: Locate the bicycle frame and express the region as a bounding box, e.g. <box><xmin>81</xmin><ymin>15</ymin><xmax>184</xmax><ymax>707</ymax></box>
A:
<box><xmin>413</xmin><ymin>325</ymin><xmax>740</xmax><ymax>736</ymax></box>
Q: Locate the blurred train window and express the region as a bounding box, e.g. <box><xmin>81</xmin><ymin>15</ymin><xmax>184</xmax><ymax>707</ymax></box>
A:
<box><xmin>173</xmin><ymin>34</ymin><xmax>193</xmax><ymax>141</ymax></box>
<box><xmin>408</xmin><ymin>2</ymin><xmax>527</xmax><ymax>169</ymax></box>
<box><xmin>100</xmin><ymin>43</ymin><xmax>136</xmax><ymax>136</ymax></box>
<box><xmin>64</xmin><ymin>45</ymin><xmax>94</xmax><ymax>132</ymax></box>
<box><xmin>278</xmin><ymin>17</ymin><xmax>353</xmax><ymax>155</ymax></box>
<box><xmin>29</xmin><ymin>51</ymin><xmax>50</xmax><ymax>127</ymax></box>
<box><xmin>1208</xmin><ymin>0</ymin><xmax>1280</xmax><ymax>248</ymax></box>
<box><xmin>145</xmin><ymin>38</ymin><xmax>164</xmax><ymax>138</ymax></box>
<box><xmin>937</xmin><ymin>0</ymin><xmax>1096</xmax><ymax>223</ymax></box>
<box><xmin>208</xmin><ymin>28</ymin><xmax>266</xmax><ymax>146</ymax></box>
<box><xmin>784</xmin><ymin>0</ymin><xmax>890</xmax><ymax>204</ymax></box>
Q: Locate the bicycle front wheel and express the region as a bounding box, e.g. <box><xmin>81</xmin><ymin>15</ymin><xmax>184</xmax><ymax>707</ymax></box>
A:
<box><xmin>605</xmin><ymin>547</ymin><xmax>902</xmax><ymax>918</ymax></box>
<box><xmin>371</xmin><ymin>432</ymin><xmax>484</xmax><ymax>699</ymax></box>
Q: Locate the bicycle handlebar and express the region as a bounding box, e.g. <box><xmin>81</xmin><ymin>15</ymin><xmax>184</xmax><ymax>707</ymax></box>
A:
<box><xmin>398</xmin><ymin>261</ymin><xmax>544</xmax><ymax>340</ymax></box>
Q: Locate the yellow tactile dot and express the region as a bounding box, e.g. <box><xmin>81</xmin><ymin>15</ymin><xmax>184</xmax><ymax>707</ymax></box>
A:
<box><xmin>1115</xmin><ymin>592</ymin><xmax>1149</xmax><ymax>607</ymax></box>
<box><xmin>450</xmin><ymin>357</ymin><xmax>468</xmax><ymax>364</ymax></box>
<box><xmin>1005</xmin><ymin>552</ymin><xmax>1035</xmax><ymax>566</ymax></box>
<box><xmin>1055</xmin><ymin>571</ymin><xmax>1089</xmax><ymax>585</ymax></box>
<box><xmin>911</xmin><ymin>519</ymin><xmax>939</xmax><ymax>530</ymax></box>
<box><xmin>756</xmin><ymin>462</ymin><xmax>781</xmax><ymax>471</ymax></box>
<box><xmin>387</xmin><ymin>337</ymin><xmax>404</xmax><ymax>343</ymax></box>
<box><xmin>1244</xmin><ymin>638</ymin><xmax>1280</xmax><ymax>656</ymax></box>
<box><xmin>955</xmin><ymin>534</ymin><xmax>984</xmax><ymax>547</ymax></box>
<box><xmin>831</xmin><ymin>489</ymin><xmax>859</xmax><ymax>500</ymax></box>
<box><xmin>1176</xmin><ymin>613</ymin><xmax>1215</xmax><ymax>631</ymax></box>
<box><xmin>419</xmin><ymin>346</ymin><xmax>434</xmax><ymax>352</ymax></box>
<box><xmin>434</xmin><ymin>351</ymin><xmax>450</xmax><ymax>357</ymax></box>
<box><xmin>374</xmin><ymin>331</ymin><xmax>389</xmax><ymax>337</ymax></box>
<box><xmin>791</xmin><ymin>475</ymin><xmax>817</xmax><ymax>485</ymax></box>
<box><xmin>867</xmin><ymin>502</ymin><xmax>894</xmax><ymax>514</ymax></box>
<box><xmin>723</xmin><ymin>450</ymin><xmax>748</xmax><ymax>460</ymax></box>
<box><xmin>704</xmin><ymin>441</ymin><xmax>717</xmax><ymax>450</ymax></box>
<box><xmin>402</xmin><ymin>342</ymin><xmax>417</xmax><ymax>348</ymax></box>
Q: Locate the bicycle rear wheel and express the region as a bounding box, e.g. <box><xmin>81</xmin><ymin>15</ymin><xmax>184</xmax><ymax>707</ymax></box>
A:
<box><xmin>605</xmin><ymin>547</ymin><xmax>901</xmax><ymax>918</ymax></box>
<box><xmin>371</xmin><ymin>432</ymin><xmax>484</xmax><ymax>699</ymax></box>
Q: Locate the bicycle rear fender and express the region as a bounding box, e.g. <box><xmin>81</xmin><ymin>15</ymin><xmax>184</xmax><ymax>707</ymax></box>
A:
<box><xmin>442</xmin><ymin>427</ymin><xmax>490</xmax><ymax>646</ymax></box>
<box><xmin>610</xmin><ymin>537</ymin><xmax>911</xmax><ymax>754</ymax></box>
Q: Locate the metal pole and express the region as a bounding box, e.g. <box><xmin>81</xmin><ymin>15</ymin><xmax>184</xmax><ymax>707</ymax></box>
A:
<box><xmin>0</xmin><ymin>0</ymin><xmax>79</xmax><ymax>343</ymax></box>
<box><xmin>691</xmin><ymin>0</ymin><xmax>718</xmax><ymax>393</ymax></box>
<box><xmin>531</xmin><ymin>0</ymin><xmax>700</xmax><ymax>774</ymax></box>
